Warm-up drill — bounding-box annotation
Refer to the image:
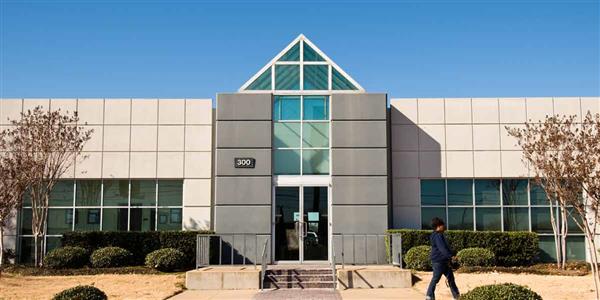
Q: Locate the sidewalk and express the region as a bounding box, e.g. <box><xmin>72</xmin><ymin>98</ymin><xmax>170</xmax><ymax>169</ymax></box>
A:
<box><xmin>170</xmin><ymin>288</ymin><xmax>424</xmax><ymax>300</ymax></box>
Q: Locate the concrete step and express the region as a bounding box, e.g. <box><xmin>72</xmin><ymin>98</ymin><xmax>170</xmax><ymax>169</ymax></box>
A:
<box><xmin>267</xmin><ymin>274</ymin><xmax>334</xmax><ymax>282</ymax></box>
<box><xmin>266</xmin><ymin>269</ymin><xmax>333</xmax><ymax>275</ymax></box>
<box><xmin>264</xmin><ymin>268</ymin><xmax>336</xmax><ymax>289</ymax></box>
<box><xmin>264</xmin><ymin>280</ymin><xmax>336</xmax><ymax>289</ymax></box>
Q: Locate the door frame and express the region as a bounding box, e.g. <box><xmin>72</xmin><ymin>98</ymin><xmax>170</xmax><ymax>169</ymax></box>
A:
<box><xmin>272</xmin><ymin>175</ymin><xmax>331</xmax><ymax>264</ymax></box>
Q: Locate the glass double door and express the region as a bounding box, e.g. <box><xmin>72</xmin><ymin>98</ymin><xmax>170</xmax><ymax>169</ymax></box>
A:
<box><xmin>274</xmin><ymin>186</ymin><xmax>329</xmax><ymax>263</ymax></box>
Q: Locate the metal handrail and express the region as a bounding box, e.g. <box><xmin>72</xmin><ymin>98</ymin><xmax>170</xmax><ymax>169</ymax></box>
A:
<box><xmin>332</xmin><ymin>233</ymin><xmax>402</xmax><ymax>268</ymax></box>
<box><xmin>260</xmin><ymin>238</ymin><xmax>269</xmax><ymax>291</ymax></box>
<box><xmin>196</xmin><ymin>234</ymin><xmax>271</xmax><ymax>269</ymax></box>
<box><xmin>331</xmin><ymin>241</ymin><xmax>337</xmax><ymax>290</ymax></box>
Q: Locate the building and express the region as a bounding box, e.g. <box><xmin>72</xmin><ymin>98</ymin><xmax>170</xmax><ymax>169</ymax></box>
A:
<box><xmin>2</xmin><ymin>34</ymin><xmax>599</xmax><ymax>263</ymax></box>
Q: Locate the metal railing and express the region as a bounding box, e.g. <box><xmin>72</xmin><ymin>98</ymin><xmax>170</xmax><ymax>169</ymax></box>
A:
<box><xmin>260</xmin><ymin>238</ymin><xmax>269</xmax><ymax>291</ymax></box>
<box><xmin>332</xmin><ymin>233</ymin><xmax>402</xmax><ymax>268</ymax></box>
<box><xmin>196</xmin><ymin>234</ymin><xmax>271</xmax><ymax>269</ymax></box>
<box><xmin>331</xmin><ymin>241</ymin><xmax>337</xmax><ymax>290</ymax></box>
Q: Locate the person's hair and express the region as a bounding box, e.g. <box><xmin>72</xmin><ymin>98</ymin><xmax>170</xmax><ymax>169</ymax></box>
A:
<box><xmin>431</xmin><ymin>217</ymin><xmax>445</xmax><ymax>230</ymax></box>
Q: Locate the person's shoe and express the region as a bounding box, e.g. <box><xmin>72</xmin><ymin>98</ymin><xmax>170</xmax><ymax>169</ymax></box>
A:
<box><xmin>425</xmin><ymin>297</ymin><xmax>434</xmax><ymax>300</ymax></box>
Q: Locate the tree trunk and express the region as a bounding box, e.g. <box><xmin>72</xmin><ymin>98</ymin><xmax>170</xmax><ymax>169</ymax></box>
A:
<box><xmin>0</xmin><ymin>225</ymin><xmax>4</xmax><ymax>267</ymax></box>
<box><xmin>560</xmin><ymin>206</ymin><xmax>568</xmax><ymax>269</ymax></box>
<box><xmin>549</xmin><ymin>204</ymin><xmax>562</xmax><ymax>268</ymax></box>
<box><xmin>586</xmin><ymin>230</ymin><xmax>600</xmax><ymax>300</ymax></box>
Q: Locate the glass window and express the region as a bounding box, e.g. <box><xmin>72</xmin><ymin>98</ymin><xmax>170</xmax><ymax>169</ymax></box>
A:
<box><xmin>475</xmin><ymin>179</ymin><xmax>500</xmax><ymax>205</ymax></box>
<box><xmin>103</xmin><ymin>180</ymin><xmax>129</xmax><ymax>206</ymax></box>
<box><xmin>421</xmin><ymin>180</ymin><xmax>446</xmax><ymax>205</ymax></box>
<box><xmin>102</xmin><ymin>208</ymin><xmax>128</xmax><ymax>231</ymax></box>
<box><xmin>275</xmin><ymin>65</ymin><xmax>300</xmax><ymax>90</ymax></box>
<box><xmin>157</xmin><ymin>208</ymin><xmax>182</xmax><ymax>231</ymax></box>
<box><xmin>503</xmin><ymin>207</ymin><xmax>529</xmax><ymax>231</ymax></box>
<box><xmin>302</xmin><ymin>149</ymin><xmax>329</xmax><ymax>175</ymax></box>
<box><xmin>302</xmin><ymin>123</ymin><xmax>329</xmax><ymax>148</ymax></box>
<box><xmin>74</xmin><ymin>208</ymin><xmax>100</xmax><ymax>232</ymax></box>
<box><xmin>566</xmin><ymin>236</ymin><xmax>586</xmax><ymax>261</ymax></box>
<box><xmin>22</xmin><ymin>188</ymin><xmax>31</xmax><ymax>206</ymax></box>
<box><xmin>46</xmin><ymin>237</ymin><xmax>62</xmax><ymax>253</ymax></box>
<box><xmin>247</xmin><ymin>68</ymin><xmax>271</xmax><ymax>90</ymax></box>
<box><xmin>20</xmin><ymin>209</ymin><xmax>32</xmax><ymax>235</ymax></box>
<box><xmin>531</xmin><ymin>207</ymin><xmax>555</xmax><ymax>233</ymax></box>
<box><xmin>447</xmin><ymin>179</ymin><xmax>473</xmax><ymax>205</ymax></box>
<box><xmin>502</xmin><ymin>179</ymin><xmax>528</xmax><ymax>205</ymax></box>
<box><xmin>274</xmin><ymin>123</ymin><xmax>301</xmax><ymax>148</ymax></box>
<box><xmin>49</xmin><ymin>181</ymin><xmax>74</xmax><ymax>207</ymax></box>
<box><xmin>421</xmin><ymin>207</ymin><xmax>446</xmax><ymax>230</ymax></box>
<box><xmin>303</xmin><ymin>43</ymin><xmax>325</xmax><ymax>61</ymax></box>
<box><xmin>303</xmin><ymin>96</ymin><xmax>329</xmax><ymax>120</ymax></box>
<box><xmin>47</xmin><ymin>209</ymin><xmax>73</xmax><ymax>234</ymax></box>
<box><xmin>76</xmin><ymin>180</ymin><xmax>102</xmax><ymax>206</ymax></box>
<box><xmin>273</xmin><ymin>96</ymin><xmax>301</xmax><ymax>121</ymax></box>
<box><xmin>130</xmin><ymin>180</ymin><xmax>155</xmax><ymax>206</ymax></box>
<box><xmin>538</xmin><ymin>235</ymin><xmax>557</xmax><ymax>262</ymax></box>
<box><xmin>158</xmin><ymin>180</ymin><xmax>183</xmax><ymax>206</ymax></box>
<box><xmin>19</xmin><ymin>237</ymin><xmax>34</xmax><ymax>264</ymax></box>
<box><xmin>332</xmin><ymin>67</ymin><xmax>357</xmax><ymax>90</ymax></box>
<box><xmin>476</xmin><ymin>208</ymin><xmax>501</xmax><ymax>231</ymax></box>
<box><xmin>303</xmin><ymin>65</ymin><xmax>328</xmax><ymax>90</ymax></box>
<box><xmin>562</xmin><ymin>208</ymin><xmax>584</xmax><ymax>234</ymax></box>
<box><xmin>279</xmin><ymin>42</ymin><xmax>300</xmax><ymax>61</ymax></box>
<box><xmin>274</xmin><ymin>149</ymin><xmax>301</xmax><ymax>175</ymax></box>
<box><xmin>448</xmin><ymin>207</ymin><xmax>473</xmax><ymax>230</ymax></box>
<box><xmin>530</xmin><ymin>181</ymin><xmax>548</xmax><ymax>205</ymax></box>
<box><xmin>129</xmin><ymin>208</ymin><xmax>156</xmax><ymax>232</ymax></box>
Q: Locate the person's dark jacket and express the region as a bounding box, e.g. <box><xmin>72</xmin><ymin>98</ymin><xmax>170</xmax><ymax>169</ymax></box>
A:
<box><xmin>430</xmin><ymin>231</ymin><xmax>453</xmax><ymax>263</ymax></box>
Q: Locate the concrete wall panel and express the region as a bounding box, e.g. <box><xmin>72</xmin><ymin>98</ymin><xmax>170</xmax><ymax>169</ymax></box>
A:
<box><xmin>554</xmin><ymin>97</ymin><xmax>582</xmax><ymax>121</ymax></box>
<box><xmin>158</xmin><ymin>126</ymin><xmax>185</xmax><ymax>151</ymax></box>
<box><xmin>76</xmin><ymin>152</ymin><xmax>102</xmax><ymax>178</ymax></box>
<box><xmin>185</xmin><ymin>125</ymin><xmax>212</xmax><ymax>151</ymax></box>
<box><xmin>392</xmin><ymin>178</ymin><xmax>420</xmax><ymax>207</ymax></box>
<box><xmin>445</xmin><ymin>125</ymin><xmax>473</xmax><ymax>150</ymax></box>
<box><xmin>473</xmin><ymin>124</ymin><xmax>501</xmax><ymax>150</ymax></box>
<box><xmin>184</xmin><ymin>152</ymin><xmax>213</xmax><ymax>178</ymax></box>
<box><xmin>102</xmin><ymin>152</ymin><xmax>130</xmax><ymax>178</ymax></box>
<box><xmin>419</xmin><ymin>151</ymin><xmax>446</xmax><ymax>178</ymax></box>
<box><xmin>216</xmin><ymin>149</ymin><xmax>271</xmax><ymax>176</ymax></box>
<box><xmin>183</xmin><ymin>207</ymin><xmax>211</xmax><ymax>231</ymax></box>
<box><xmin>131</xmin><ymin>99</ymin><xmax>158</xmax><ymax>124</ymax></box>
<box><xmin>104</xmin><ymin>99</ymin><xmax>131</xmax><ymax>124</ymax></box>
<box><xmin>103</xmin><ymin>125</ymin><xmax>131</xmax><ymax>151</ymax></box>
<box><xmin>581</xmin><ymin>97</ymin><xmax>600</xmax><ymax>116</ymax></box>
<box><xmin>392</xmin><ymin>151</ymin><xmax>419</xmax><ymax>178</ymax></box>
<box><xmin>217</xmin><ymin>94</ymin><xmax>272</xmax><ymax>121</ymax></box>
<box><xmin>217</xmin><ymin>121</ymin><xmax>271</xmax><ymax>148</ymax></box>
<box><xmin>216</xmin><ymin>177</ymin><xmax>271</xmax><ymax>205</ymax></box>
<box><xmin>391</xmin><ymin>125</ymin><xmax>418</xmax><ymax>151</ymax></box>
<box><xmin>0</xmin><ymin>99</ymin><xmax>22</xmax><ymax>124</ymax></box>
<box><xmin>446</xmin><ymin>151</ymin><xmax>474</xmax><ymax>177</ymax></box>
<box><xmin>390</xmin><ymin>98</ymin><xmax>417</xmax><ymax>124</ymax></box>
<box><xmin>159</xmin><ymin>99</ymin><xmax>185</xmax><ymax>125</ymax></box>
<box><xmin>184</xmin><ymin>179</ymin><xmax>212</xmax><ymax>207</ymax></box>
<box><xmin>215</xmin><ymin>206</ymin><xmax>271</xmax><ymax>234</ymax></box>
<box><xmin>130</xmin><ymin>152</ymin><xmax>157</xmax><ymax>178</ymax></box>
<box><xmin>445</xmin><ymin>98</ymin><xmax>472</xmax><ymax>124</ymax></box>
<box><xmin>499</xmin><ymin>98</ymin><xmax>526</xmax><ymax>123</ymax></box>
<box><xmin>157</xmin><ymin>152</ymin><xmax>184</xmax><ymax>178</ymax></box>
<box><xmin>331</xmin><ymin>93</ymin><xmax>387</xmax><ymax>120</ymax></box>
<box><xmin>186</xmin><ymin>99</ymin><xmax>213</xmax><ymax>125</ymax></box>
<box><xmin>77</xmin><ymin>99</ymin><xmax>104</xmax><ymax>125</ymax></box>
<box><xmin>332</xmin><ymin>149</ymin><xmax>387</xmax><ymax>176</ymax></box>
<box><xmin>472</xmin><ymin>98</ymin><xmax>499</xmax><ymax>124</ymax></box>
<box><xmin>526</xmin><ymin>97</ymin><xmax>554</xmax><ymax>123</ymax></box>
<box><xmin>331</xmin><ymin>121</ymin><xmax>387</xmax><ymax>148</ymax></box>
<box><xmin>332</xmin><ymin>177</ymin><xmax>388</xmax><ymax>205</ymax></box>
<box><xmin>332</xmin><ymin>206</ymin><xmax>388</xmax><ymax>234</ymax></box>
<box><xmin>417</xmin><ymin>98</ymin><xmax>445</xmax><ymax>124</ymax></box>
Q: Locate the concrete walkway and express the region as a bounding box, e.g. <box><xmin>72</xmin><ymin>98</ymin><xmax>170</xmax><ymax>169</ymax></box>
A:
<box><xmin>170</xmin><ymin>288</ymin><xmax>424</xmax><ymax>300</ymax></box>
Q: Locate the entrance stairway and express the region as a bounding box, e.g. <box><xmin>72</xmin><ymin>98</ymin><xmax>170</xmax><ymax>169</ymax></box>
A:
<box><xmin>263</xmin><ymin>267</ymin><xmax>336</xmax><ymax>289</ymax></box>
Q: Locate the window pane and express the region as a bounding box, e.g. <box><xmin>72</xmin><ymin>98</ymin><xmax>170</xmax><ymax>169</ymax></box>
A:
<box><xmin>19</xmin><ymin>237</ymin><xmax>34</xmax><ymax>264</ymax></box>
<box><xmin>303</xmin><ymin>65</ymin><xmax>328</xmax><ymax>90</ymax></box>
<box><xmin>303</xmin><ymin>43</ymin><xmax>325</xmax><ymax>61</ymax></box>
<box><xmin>102</xmin><ymin>208</ymin><xmax>128</xmax><ymax>231</ymax></box>
<box><xmin>503</xmin><ymin>207</ymin><xmax>529</xmax><ymax>231</ymax></box>
<box><xmin>246</xmin><ymin>68</ymin><xmax>271</xmax><ymax>90</ymax></box>
<box><xmin>23</xmin><ymin>188</ymin><xmax>31</xmax><ymax>206</ymax></box>
<box><xmin>158</xmin><ymin>180</ymin><xmax>183</xmax><ymax>206</ymax></box>
<box><xmin>448</xmin><ymin>207</ymin><xmax>473</xmax><ymax>230</ymax></box>
<box><xmin>303</xmin><ymin>96</ymin><xmax>329</xmax><ymax>120</ymax></box>
<box><xmin>50</xmin><ymin>181</ymin><xmax>74</xmax><ymax>206</ymax></box>
<box><xmin>279</xmin><ymin>42</ymin><xmax>300</xmax><ymax>61</ymax></box>
<box><xmin>303</xmin><ymin>123</ymin><xmax>329</xmax><ymax>148</ymax></box>
<box><xmin>74</xmin><ymin>208</ymin><xmax>101</xmax><ymax>232</ymax></box>
<box><xmin>447</xmin><ymin>179</ymin><xmax>473</xmax><ymax>205</ymax></box>
<box><xmin>538</xmin><ymin>235</ymin><xmax>557</xmax><ymax>262</ymax></box>
<box><xmin>103</xmin><ymin>180</ymin><xmax>129</xmax><ymax>206</ymax></box>
<box><xmin>46</xmin><ymin>237</ymin><xmax>62</xmax><ymax>253</ymax></box>
<box><xmin>332</xmin><ymin>67</ymin><xmax>358</xmax><ymax>90</ymax></box>
<box><xmin>530</xmin><ymin>181</ymin><xmax>548</xmax><ymax>205</ymax></box>
<box><xmin>76</xmin><ymin>180</ymin><xmax>102</xmax><ymax>206</ymax></box>
<box><xmin>273</xmin><ymin>96</ymin><xmax>301</xmax><ymax>121</ymax></box>
<box><xmin>562</xmin><ymin>208</ymin><xmax>584</xmax><ymax>234</ymax></box>
<box><xmin>302</xmin><ymin>149</ymin><xmax>329</xmax><ymax>175</ymax></box>
<box><xmin>20</xmin><ymin>209</ymin><xmax>32</xmax><ymax>235</ymax></box>
<box><xmin>421</xmin><ymin>180</ymin><xmax>446</xmax><ymax>205</ymax></box>
<box><xmin>130</xmin><ymin>180</ymin><xmax>155</xmax><ymax>206</ymax></box>
<box><xmin>275</xmin><ymin>65</ymin><xmax>300</xmax><ymax>90</ymax></box>
<box><xmin>476</xmin><ymin>208</ymin><xmax>501</xmax><ymax>231</ymax></box>
<box><xmin>47</xmin><ymin>209</ymin><xmax>73</xmax><ymax>234</ymax></box>
<box><xmin>421</xmin><ymin>207</ymin><xmax>446</xmax><ymax>230</ymax></box>
<box><xmin>274</xmin><ymin>149</ymin><xmax>301</xmax><ymax>175</ymax></box>
<box><xmin>130</xmin><ymin>208</ymin><xmax>156</xmax><ymax>232</ymax></box>
<box><xmin>157</xmin><ymin>208</ymin><xmax>182</xmax><ymax>231</ymax></box>
<box><xmin>531</xmin><ymin>207</ymin><xmax>555</xmax><ymax>233</ymax></box>
<box><xmin>502</xmin><ymin>179</ymin><xmax>528</xmax><ymax>205</ymax></box>
<box><xmin>566</xmin><ymin>236</ymin><xmax>586</xmax><ymax>261</ymax></box>
<box><xmin>274</xmin><ymin>123</ymin><xmax>301</xmax><ymax>148</ymax></box>
<box><xmin>475</xmin><ymin>179</ymin><xmax>500</xmax><ymax>205</ymax></box>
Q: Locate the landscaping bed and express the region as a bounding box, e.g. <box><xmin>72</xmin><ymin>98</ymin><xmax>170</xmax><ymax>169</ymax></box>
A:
<box><xmin>1</xmin><ymin>264</ymin><xmax>172</xmax><ymax>276</ymax></box>
<box><xmin>457</xmin><ymin>262</ymin><xmax>590</xmax><ymax>276</ymax></box>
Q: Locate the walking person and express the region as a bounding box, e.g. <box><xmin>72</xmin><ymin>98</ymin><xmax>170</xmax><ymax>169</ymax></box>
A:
<box><xmin>426</xmin><ymin>217</ymin><xmax>460</xmax><ymax>300</ymax></box>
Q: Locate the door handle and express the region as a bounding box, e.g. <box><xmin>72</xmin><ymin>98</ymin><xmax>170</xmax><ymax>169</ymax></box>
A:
<box><xmin>303</xmin><ymin>222</ymin><xmax>308</xmax><ymax>238</ymax></box>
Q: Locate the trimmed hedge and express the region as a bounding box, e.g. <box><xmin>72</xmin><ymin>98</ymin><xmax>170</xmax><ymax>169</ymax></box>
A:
<box><xmin>404</xmin><ymin>245</ymin><xmax>432</xmax><ymax>271</ymax></box>
<box><xmin>61</xmin><ymin>230</ymin><xmax>212</xmax><ymax>267</ymax></box>
<box><xmin>457</xmin><ymin>247</ymin><xmax>495</xmax><ymax>267</ymax></box>
<box><xmin>52</xmin><ymin>285</ymin><xmax>107</xmax><ymax>300</ymax></box>
<box><xmin>460</xmin><ymin>283</ymin><xmax>542</xmax><ymax>300</ymax></box>
<box><xmin>44</xmin><ymin>246</ymin><xmax>89</xmax><ymax>269</ymax></box>
<box><xmin>90</xmin><ymin>247</ymin><xmax>133</xmax><ymax>268</ymax></box>
<box><xmin>388</xmin><ymin>229</ymin><xmax>538</xmax><ymax>266</ymax></box>
<box><xmin>145</xmin><ymin>248</ymin><xmax>186</xmax><ymax>272</ymax></box>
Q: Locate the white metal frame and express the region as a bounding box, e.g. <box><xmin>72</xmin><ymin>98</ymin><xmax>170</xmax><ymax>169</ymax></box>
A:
<box><xmin>239</xmin><ymin>34</ymin><xmax>365</xmax><ymax>93</ymax></box>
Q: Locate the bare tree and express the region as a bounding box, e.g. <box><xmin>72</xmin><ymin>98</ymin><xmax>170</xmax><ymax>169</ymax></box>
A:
<box><xmin>507</xmin><ymin>112</ymin><xmax>600</xmax><ymax>299</ymax></box>
<box><xmin>3</xmin><ymin>107</ymin><xmax>92</xmax><ymax>267</ymax></box>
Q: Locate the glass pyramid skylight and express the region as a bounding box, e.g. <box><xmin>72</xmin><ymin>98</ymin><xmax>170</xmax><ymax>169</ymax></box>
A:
<box><xmin>240</xmin><ymin>34</ymin><xmax>364</xmax><ymax>92</ymax></box>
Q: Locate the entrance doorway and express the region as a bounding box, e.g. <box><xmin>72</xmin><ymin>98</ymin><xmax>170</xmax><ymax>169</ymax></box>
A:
<box><xmin>274</xmin><ymin>186</ymin><xmax>329</xmax><ymax>263</ymax></box>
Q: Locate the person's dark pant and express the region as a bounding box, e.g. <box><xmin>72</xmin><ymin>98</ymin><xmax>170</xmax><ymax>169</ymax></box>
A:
<box><xmin>426</xmin><ymin>262</ymin><xmax>460</xmax><ymax>300</ymax></box>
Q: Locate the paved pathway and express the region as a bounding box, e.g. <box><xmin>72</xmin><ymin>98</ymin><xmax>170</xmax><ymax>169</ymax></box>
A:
<box><xmin>170</xmin><ymin>288</ymin><xmax>424</xmax><ymax>300</ymax></box>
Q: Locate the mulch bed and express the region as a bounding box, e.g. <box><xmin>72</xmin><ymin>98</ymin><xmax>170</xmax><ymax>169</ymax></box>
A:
<box><xmin>457</xmin><ymin>262</ymin><xmax>590</xmax><ymax>276</ymax></box>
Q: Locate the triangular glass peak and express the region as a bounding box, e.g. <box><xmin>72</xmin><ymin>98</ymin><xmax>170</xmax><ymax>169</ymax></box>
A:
<box><xmin>240</xmin><ymin>34</ymin><xmax>364</xmax><ymax>92</ymax></box>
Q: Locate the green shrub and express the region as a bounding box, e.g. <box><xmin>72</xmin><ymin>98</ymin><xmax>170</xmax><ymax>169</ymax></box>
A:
<box><xmin>387</xmin><ymin>229</ymin><xmax>538</xmax><ymax>266</ymax></box>
<box><xmin>61</xmin><ymin>230</ymin><xmax>212</xmax><ymax>267</ymax></box>
<box><xmin>457</xmin><ymin>247</ymin><xmax>495</xmax><ymax>267</ymax></box>
<box><xmin>145</xmin><ymin>248</ymin><xmax>186</xmax><ymax>272</ymax></box>
<box><xmin>52</xmin><ymin>285</ymin><xmax>107</xmax><ymax>300</ymax></box>
<box><xmin>90</xmin><ymin>247</ymin><xmax>133</xmax><ymax>268</ymax></box>
<box><xmin>43</xmin><ymin>246</ymin><xmax>89</xmax><ymax>269</ymax></box>
<box><xmin>404</xmin><ymin>245</ymin><xmax>432</xmax><ymax>271</ymax></box>
<box><xmin>460</xmin><ymin>283</ymin><xmax>542</xmax><ymax>300</ymax></box>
